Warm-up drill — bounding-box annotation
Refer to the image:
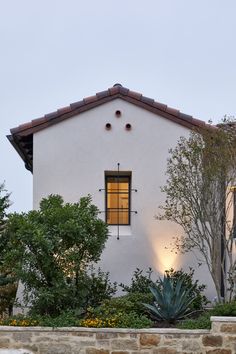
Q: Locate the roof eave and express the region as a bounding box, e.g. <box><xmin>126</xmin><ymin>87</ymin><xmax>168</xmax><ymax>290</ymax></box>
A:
<box><xmin>7</xmin><ymin>134</ymin><xmax>33</xmax><ymax>173</ymax></box>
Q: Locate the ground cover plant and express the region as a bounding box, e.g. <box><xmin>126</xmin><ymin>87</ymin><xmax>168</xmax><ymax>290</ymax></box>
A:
<box><xmin>178</xmin><ymin>301</ymin><xmax>236</xmax><ymax>329</ymax></box>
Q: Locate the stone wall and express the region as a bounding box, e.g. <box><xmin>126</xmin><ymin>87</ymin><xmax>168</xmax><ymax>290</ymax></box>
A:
<box><xmin>0</xmin><ymin>317</ymin><xmax>235</xmax><ymax>354</ymax></box>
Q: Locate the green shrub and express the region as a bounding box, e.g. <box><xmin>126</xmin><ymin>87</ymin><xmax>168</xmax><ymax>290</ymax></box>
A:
<box><xmin>178</xmin><ymin>301</ymin><xmax>236</xmax><ymax>329</ymax></box>
<box><xmin>29</xmin><ymin>266</ymin><xmax>117</xmax><ymax>317</ymax></box>
<box><xmin>121</xmin><ymin>267</ymin><xmax>207</xmax><ymax>312</ymax></box>
<box><xmin>144</xmin><ymin>275</ymin><xmax>197</xmax><ymax>323</ymax></box>
<box><xmin>210</xmin><ymin>301</ymin><xmax>236</xmax><ymax>316</ymax></box>
<box><xmin>80</xmin><ymin>310</ymin><xmax>152</xmax><ymax>328</ymax></box>
<box><xmin>115</xmin><ymin>311</ymin><xmax>152</xmax><ymax>328</ymax></box>
<box><xmin>3</xmin><ymin>195</ymin><xmax>110</xmax><ymax>316</ymax></box>
<box><xmin>0</xmin><ymin>312</ymin><xmax>81</xmax><ymax>327</ymax></box>
<box><xmin>177</xmin><ymin>313</ymin><xmax>211</xmax><ymax>329</ymax></box>
<box><xmin>120</xmin><ymin>268</ymin><xmax>155</xmax><ymax>294</ymax></box>
<box><xmin>79</xmin><ymin>292</ymin><xmax>153</xmax><ymax>328</ymax></box>
<box><xmin>97</xmin><ymin>292</ymin><xmax>153</xmax><ymax>316</ymax></box>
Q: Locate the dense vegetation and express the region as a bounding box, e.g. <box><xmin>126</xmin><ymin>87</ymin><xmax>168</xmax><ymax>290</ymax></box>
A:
<box><xmin>0</xmin><ymin>185</ymin><xmax>235</xmax><ymax>329</ymax></box>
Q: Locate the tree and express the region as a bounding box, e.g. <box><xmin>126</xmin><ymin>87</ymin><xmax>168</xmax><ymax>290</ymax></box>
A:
<box><xmin>0</xmin><ymin>183</ymin><xmax>16</xmax><ymax>315</ymax></box>
<box><xmin>157</xmin><ymin>120</ymin><xmax>236</xmax><ymax>302</ymax></box>
<box><xmin>1</xmin><ymin>194</ymin><xmax>109</xmax><ymax>315</ymax></box>
<box><xmin>0</xmin><ymin>182</ymin><xmax>11</xmax><ymax>232</ymax></box>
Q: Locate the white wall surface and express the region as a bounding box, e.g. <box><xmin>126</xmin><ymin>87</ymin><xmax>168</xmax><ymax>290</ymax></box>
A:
<box><xmin>33</xmin><ymin>99</ymin><xmax>215</xmax><ymax>300</ymax></box>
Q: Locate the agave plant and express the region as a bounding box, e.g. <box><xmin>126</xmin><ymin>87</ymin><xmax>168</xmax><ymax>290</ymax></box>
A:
<box><xmin>143</xmin><ymin>275</ymin><xmax>196</xmax><ymax>323</ymax></box>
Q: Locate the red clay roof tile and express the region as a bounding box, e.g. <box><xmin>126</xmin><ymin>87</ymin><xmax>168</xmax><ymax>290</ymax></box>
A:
<box><xmin>8</xmin><ymin>83</ymin><xmax>211</xmax><ymax>172</ymax></box>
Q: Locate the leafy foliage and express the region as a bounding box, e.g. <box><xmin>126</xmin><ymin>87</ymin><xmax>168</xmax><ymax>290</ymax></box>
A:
<box><xmin>89</xmin><ymin>292</ymin><xmax>153</xmax><ymax>318</ymax></box>
<box><xmin>120</xmin><ymin>268</ymin><xmax>155</xmax><ymax>294</ymax></box>
<box><xmin>0</xmin><ymin>183</ymin><xmax>16</xmax><ymax>316</ymax></box>
<box><xmin>177</xmin><ymin>313</ymin><xmax>211</xmax><ymax>329</ymax></box>
<box><xmin>178</xmin><ymin>301</ymin><xmax>236</xmax><ymax>329</ymax></box>
<box><xmin>1</xmin><ymin>194</ymin><xmax>109</xmax><ymax>315</ymax></box>
<box><xmin>143</xmin><ymin>275</ymin><xmax>197</xmax><ymax>323</ymax></box>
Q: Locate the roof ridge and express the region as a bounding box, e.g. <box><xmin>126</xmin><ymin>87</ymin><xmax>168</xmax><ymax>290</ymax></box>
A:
<box><xmin>10</xmin><ymin>84</ymin><xmax>206</xmax><ymax>135</ymax></box>
<box><xmin>8</xmin><ymin>84</ymin><xmax>211</xmax><ymax>172</ymax></box>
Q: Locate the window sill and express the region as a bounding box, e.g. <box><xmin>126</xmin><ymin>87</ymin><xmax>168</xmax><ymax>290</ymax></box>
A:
<box><xmin>108</xmin><ymin>225</ymin><xmax>132</xmax><ymax>236</ymax></box>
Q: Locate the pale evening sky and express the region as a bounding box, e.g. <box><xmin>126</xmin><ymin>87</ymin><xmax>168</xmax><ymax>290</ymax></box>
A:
<box><xmin>1</xmin><ymin>0</ymin><xmax>236</xmax><ymax>212</ymax></box>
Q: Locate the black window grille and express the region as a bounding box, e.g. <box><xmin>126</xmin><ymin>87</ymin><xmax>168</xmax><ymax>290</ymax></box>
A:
<box><xmin>105</xmin><ymin>175</ymin><xmax>131</xmax><ymax>225</ymax></box>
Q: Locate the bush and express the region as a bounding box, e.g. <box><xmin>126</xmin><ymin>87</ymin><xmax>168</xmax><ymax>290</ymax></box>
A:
<box><xmin>210</xmin><ymin>301</ymin><xmax>236</xmax><ymax>316</ymax></box>
<box><xmin>177</xmin><ymin>313</ymin><xmax>211</xmax><ymax>329</ymax></box>
<box><xmin>178</xmin><ymin>301</ymin><xmax>236</xmax><ymax>329</ymax></box>
<box><xmin>0</xmin><ymin>309</ymin><xmax>152</xmax><ymax>329</ymax></box>
<box><xmin>2</xmin><ymin>195</ymin><xmax>109</xmax><ymax>316</ymax></box>
<box><xmin>120</xmin><ymin>268</ymin><xmax>155</xmax><ymax>294</ymax></box>
<box><xmin>120</xmin><ymin>267</ymin><xmax>207</xmax><ymax>312</ymax></box>
<box><xmin>88</xmin><ymin>292</ymin><xmax>153</xmax><ymax>318</ymax></box>
<box><xmin>80</xmin><ymin>311</ymin><xmax>152</xmax><ymax>328</ymax></box>
<box><xmin>79</xmin><ymin>292</ymin><xmax>154</xmax><ymax>328</ymax></box>
<box><xmin>29</xmin><ymin>266</ymin><xmax>117</xmax><ymax>317</ymax></box>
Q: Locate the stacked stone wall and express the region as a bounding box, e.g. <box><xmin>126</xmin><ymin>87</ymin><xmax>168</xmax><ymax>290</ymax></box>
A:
<box><xmin>0</xmin><ymin>317</ymin><xmax>234</xmax><ymax>354</ymax></box>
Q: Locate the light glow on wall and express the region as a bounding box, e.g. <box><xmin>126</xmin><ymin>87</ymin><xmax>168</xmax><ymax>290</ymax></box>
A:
<box><xmin>147</xmin><ymin>224</ymin><xmax>180</xmax><ymax>274</ymax></box>
<box><xmin>153</xmin><ymin>246</ymin><xmax>179</xmax><ymax>274</ymax></box>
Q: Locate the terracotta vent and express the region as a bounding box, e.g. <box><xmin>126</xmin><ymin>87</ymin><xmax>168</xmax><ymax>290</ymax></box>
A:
<box><xmin>125</xmin><ymin>123</ymin><xmax>132</xmax><ymax>130</ymax></box>
<box><xmin>105</xmin><ymin>123</ymin><xmax>112</xmax><ymax>130</ymax></box>
<box><xmin>115</xmin><ymin>110</ymin><xmax>121</xmax><ymax>117</ymax></box>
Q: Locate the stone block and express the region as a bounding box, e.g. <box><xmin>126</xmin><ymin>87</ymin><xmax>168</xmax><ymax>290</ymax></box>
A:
<box><xmin>96</xmin><ymin>333</ymin><xmax>118</xmax><ymax>340</ymax></box>
<box><xmin>111</xmin><ymin>339</ymin><xmax>138</xmax><ymax>350</ymax></box>
<box><xmin>206</xmin><ymin>350</ymin><xmax>232</xmax><ymax>354</ymax></box>
<box><xmin>182</xmin><ymin>339</ymin><xmax>201</xmax><ymax>352</ymax></box>
<box><xmin>38</xmin><ymin>343</ymin><xmax>71</xmax><ymax>354</ymax></box>
<box><xmin>140</xmin><ymin>334</ymin><xmax>161</xmax><ymax>347</ymax></box>
<box><xmin>86</xmin><ymin>349</ymin><xmax>109</xmax><ymax>354</ymax></box>
<box><xmin>153</xmin><ymin>348</ymin><xmax>178</xmax><ymax>354</ymax></box>
<box><xmin>202</xmin><ymin>335</ymin><xmax>223</xmax><ymax>347</ymax></box>
<box><xmin>220</xmin><ymin>324</ymin><xmax>236</xmax><ymax>333</ymax></box>
<box><xmin>12</xmin><ymin>334</ymin><xmax>32</xmax><ymax>343</ymax></box>
<box><xmin>0</xmin><ymin>339</ymin><xmax>10</xmax><ymax>348</ymax></box>
<box><xmin>0</xmin><ymin>350</ymin><xmax>34</xmax><ymax>354</ymax></box>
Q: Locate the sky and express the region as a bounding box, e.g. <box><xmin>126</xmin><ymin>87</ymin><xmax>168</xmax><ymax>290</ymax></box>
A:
<box><xmin>1</xmin><ymin>0</ymin><xmax>236</xmax><ymax>213</ymax></box>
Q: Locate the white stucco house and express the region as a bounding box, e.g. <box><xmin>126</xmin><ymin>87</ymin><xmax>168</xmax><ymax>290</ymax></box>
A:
<box><xmin>8</xmin><ymin>83</ymin><xmax>216</xmax><ymax>300</ymax></box>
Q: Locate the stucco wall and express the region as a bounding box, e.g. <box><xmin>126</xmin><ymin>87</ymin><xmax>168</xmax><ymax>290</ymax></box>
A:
<box><xmin>32</xmin><ymin>98</ymin><xmax>215</xmax><ymax>300</ymax></box>
<box><xmin>0</xmin><ymin>317</ymin><xmax>235</xmax><ymax>354</ymax></box>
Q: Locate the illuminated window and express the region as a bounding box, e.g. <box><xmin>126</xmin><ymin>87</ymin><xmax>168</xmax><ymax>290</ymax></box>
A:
<box><xmin>105</xmin><ymin>175</ymin><xmax>131</xmax><ymax>225</ymax></box>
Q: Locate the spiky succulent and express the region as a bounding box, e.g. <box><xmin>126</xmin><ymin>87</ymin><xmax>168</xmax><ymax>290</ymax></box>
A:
<box><xmin>143</xmin><ymin>275</ymin><xmax>196</xmax><ymax>323</ymax></box>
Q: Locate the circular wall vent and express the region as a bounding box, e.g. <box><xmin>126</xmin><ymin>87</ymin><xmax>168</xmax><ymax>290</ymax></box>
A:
<box><xmin>125</xmin><ymin>123</ymin><xmax>132</xmax><ymax>130</ymax></box>
<box><xmin>105</xmin><ymin>123</ymin><xmax>112</xmax><ymax>130</ymax></box>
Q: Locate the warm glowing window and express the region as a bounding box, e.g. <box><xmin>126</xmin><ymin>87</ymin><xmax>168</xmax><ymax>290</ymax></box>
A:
<box><xmin>105</xmin><ymin>175</ymin><xmax>130</xmax><ymax>225</ymax></box>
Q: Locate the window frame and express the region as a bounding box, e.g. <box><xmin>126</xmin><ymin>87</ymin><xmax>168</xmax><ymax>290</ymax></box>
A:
<box><xmin>105</xmin><ymin>174</ymin><xmax>131</xmax><ymax>226</ymax></box>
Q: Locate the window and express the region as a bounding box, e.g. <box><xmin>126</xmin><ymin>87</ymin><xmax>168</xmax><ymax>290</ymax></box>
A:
<box><xmin>105</xmin><ymin>175</ymin><xmax>131</xmax><ymax>225</ymax></box>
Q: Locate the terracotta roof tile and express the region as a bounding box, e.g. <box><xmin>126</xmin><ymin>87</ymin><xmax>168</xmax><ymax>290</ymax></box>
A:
<box><xmin>128</xmin><ymin>90</ymin><xmax>142</xmax><ymax>100</ymax></box>
<box><xmin>119</xmin><ymin>86</ymin><xmax>129</xmax><ymax>95</ymax></box>
<box><xmin>108</xmin><ymin>86</ymin><xmax>120</xmax><ymax>95</ymax></box>
<box><xmin>96</xmin><ymin>90</ymin><xmax>109</xmax><ymax>99</ymax></box>
<box><xmin>45</xmin><ymin>111</ymin><xmax>59</xmax><ymax>120</ymax></box>
<box><xmin>8</xmin><ymin>83</ymin><xmax>212</xmax><ymax>173</ymax></box>
<box><xmin>141</xmin><ymin>96</ymin><xmax>155</xmax><ymax>105</ymax></box>
<box><xmin>166</xmin><ymin>107</ymin><xmax>180</xmax><ymax>116</ymax></box>
<box><xmin>31</xmin><ymin>117</ymin><xmax>47</xmax><ymax>125</ymax></box>
<box><xmin>57</xmin><ymin>106</ymin><xmax>71</xmax><ymax>114</ymax></box>
<box><xmin>70</xmin><ymin>100</ymin><xmax>84</xmax><ymax>110</ymax></box>
<box><xmin>83</xmin><ymin>95</ymin><xmax>98</xmax><ymax>104</ymax></box>
<box><xmin>153</xmin><ymin>101</ymin><xmax>167</xmax><ymax>111</ymax></box>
